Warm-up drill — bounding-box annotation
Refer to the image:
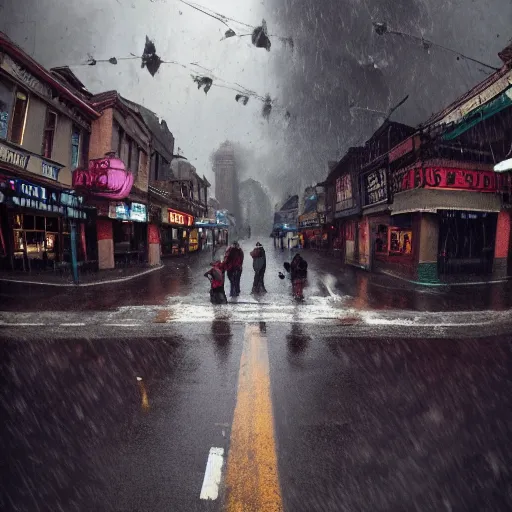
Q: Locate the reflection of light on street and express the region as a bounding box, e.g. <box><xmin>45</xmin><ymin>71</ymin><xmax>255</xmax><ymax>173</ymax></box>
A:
<box><xmin>137</xmin><ymin>378</ymin><xmax>150</xmax><ymax>411</ymax></box>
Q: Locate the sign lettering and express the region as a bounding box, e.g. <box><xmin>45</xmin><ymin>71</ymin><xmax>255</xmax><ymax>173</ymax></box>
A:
<box><xmin>363</xmin><ymin>168</ymin><xmax>387</xmax><ymax>206</ymax></box>
<box><xmin>41</xmin><ymin>161</ymin><xmax>61</xmax><ymax>180</ymax></box>
<box><xmin>1</xmin><ymin>54</ymin><xmax>53</xmax><ymax>98</ymax></box>
<box><xmin>393</xmin><ymin>167</ymin><xmax>502</xmax><ymax>193</ymax></box>
<box><xmin>168</xmin><ymin>209</ymin><xmax>193</xmax><ymax>226</ymax></box>
<box><xmin>336</xmin><ymin>174</ymin><xmax>354</xmax><ymax>212</ymax></box>
<box><xmin>0</xmin><ymin>141</ymin><xmax>30</xmax><ymax>169</ymax></box>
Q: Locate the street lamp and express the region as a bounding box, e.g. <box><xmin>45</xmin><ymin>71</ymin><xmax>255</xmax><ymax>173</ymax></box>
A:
<box><xmin>494</xmin><ymin>158</ymin><xmax>512</xmax><ymax>172</ymax></box>
<box><xmin>372</xmin><ymin>22</ymin><xmax>499</xmax><ymax>72</ymax></box>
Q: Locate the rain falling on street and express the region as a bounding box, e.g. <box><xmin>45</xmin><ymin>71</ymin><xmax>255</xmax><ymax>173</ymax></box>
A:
<box><xmin>1</xmin><ymin>0</ymin><xmax>512</xmax><ymax>510</ymax></box>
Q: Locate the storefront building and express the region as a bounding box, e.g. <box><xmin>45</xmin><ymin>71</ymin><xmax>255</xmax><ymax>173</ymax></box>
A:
<box><xmin>272</xmin><ymin>195</ymin><xmax>299</xmax><ymax>248</ymax></box>
<box><xmin>73</xmin><ymin>155</ymin><xmax>157</xmax><ymax>269</ymax></box>
<box><xmin>358</xmin><ymin>161</ymin><xmax>391</xmax><ymax>271</ymax></box>
<box><xmin>160</xmin><ymin>207</ymin><xmax>194</xmax><ymax>255</ymax></box>
<box><xmin>0</xmin><ymin>139</ymin><xmax>94</xmax><ymax>270</ymax></box>
<box><xmin>390</xmin><ymin>161</ymin><xmax>504</xmax><ymax>283</ymax></box>
<box><xmin>298</xmin><ymin>211</ymin><xmax>325</xmax><ymax>248</ymax></box>
<box><xmin>0</xmin><ymin>171</ymin><xmax>91</xmax><ymax>271</ymax></box>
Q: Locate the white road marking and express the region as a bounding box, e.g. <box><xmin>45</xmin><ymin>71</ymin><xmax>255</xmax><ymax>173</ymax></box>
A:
<box><xmin>200</xmin><ymin>447</ymin><xmax>224</xmax><ymax>500</ymax></box>
<box><xmin>103</xmin><ymin>323</ymin><xmax>141</xmax><ymax>327</ymax></box>
<box><xmin>60</xmin><ymin>323</ymin><xmax>86</xmax><ymax>326</ymax></box>
<box><xmin>0</xmin><ymin>323</ymin><xmax>46</xmax><ymax>326</ymax></box>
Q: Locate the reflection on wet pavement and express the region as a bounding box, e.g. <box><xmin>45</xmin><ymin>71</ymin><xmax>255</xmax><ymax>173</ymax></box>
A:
<box><xmin>2</xmin><ymin>242</ymin><xmax>512</xmax><ymax>314</ymax></box>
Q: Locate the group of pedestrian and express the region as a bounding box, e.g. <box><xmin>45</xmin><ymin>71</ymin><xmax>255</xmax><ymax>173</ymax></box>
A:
<box><xmin>204</xmin><ymin>241</ymin><xmax>267</xmax><ymax>304</ymax></box>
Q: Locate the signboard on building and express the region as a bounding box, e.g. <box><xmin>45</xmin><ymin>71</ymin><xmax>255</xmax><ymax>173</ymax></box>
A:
<box><xmin>41</xmin><ymin>161</ymin><xmax>61</xmax><ymax>180</ymax></box>
<box><xmin>7</xmin><ymin>178</ymin><xmax>86</xmax><ymax>218</ymax></box>
<box><xmin>299</xmin><ymin>211</ymin><xmax>321</xmax><ymax>228</ymax></box>
<box><xmin>130</xmin><ymin>203</ymin><xmax>147</xmax><ymax>222</ymax></box>
<box><xmin>107</xmin><ymin>202</ymin><xmax>147</xmax><ymax>222</ymax></box>
<box><xmin>389</xmin><ymin>135</ymin><xmax>421</xmax><ymax>163</ymax></box>
<box><xmin>392</xmin><ymin>166</ymin><xmax>502</xmax><ymax>194</ymax></box>
<box><xmin>335</xmin><ymin>174</ymin><xmax>354</xmax><ymax>211</ymax></box>
<box><xmin>168</xmin><ymin>208</ymin><xmax>194</xmax><ymax>226</ymax></box>
<box><xmin>362</xmin><ymin>168</ymin><xmax>388</xmax><ymax>206</ymax></box>
<box><xmin>0</xmin><ymin>141</ymin><xmax>30</xmax><ymax>170</ymax></box>
<box><xmin>0</xmin><ymin>53</ymin><xmax>53</xmax><ymax>99</ymax></box>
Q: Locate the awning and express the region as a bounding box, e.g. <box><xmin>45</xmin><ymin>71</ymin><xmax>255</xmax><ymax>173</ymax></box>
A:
<box><xmin>442</xmin><ymin>86</ymin><xmax>512</xmax><ymax>141</ymax></box>
<box><xmin>391</xmin><ymin>189</ymin><xmax>502</xmax><ymax>215</ymax></box>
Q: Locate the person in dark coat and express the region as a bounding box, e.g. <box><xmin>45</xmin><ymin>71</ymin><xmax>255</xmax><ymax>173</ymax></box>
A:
<box><xmin>224</xmin><ymin>241</ymin><xmax>244</xmax><ymax>297</ymax></box>
<box><xmin>250</xmin><ymin>242</ymin><xmax>267</xmax><ymax>294</ymax></box>
<box><xmin>287</xmin><ymin>253</ymin><xmax>308</xmax><ymax>300</ymax></box>
<box><xmin>204</xmin><ymin>260</ymin><xmax>228</xmax><ymax>304</ymax></box>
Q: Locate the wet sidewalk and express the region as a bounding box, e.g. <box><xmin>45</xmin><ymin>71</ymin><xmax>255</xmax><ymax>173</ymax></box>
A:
<box><xmin>299</xmin><ymin>248</ymin><xmax>512</xmax><ymax>312</ymax></box>
<box><xmin>1</xmin><ymin>241</ymin><xmax>512</xmax><ymax>313</ymax></box>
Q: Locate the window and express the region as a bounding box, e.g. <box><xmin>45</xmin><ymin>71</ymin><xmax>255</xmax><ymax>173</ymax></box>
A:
<box><xmin>71</xmin><ymin>126</ymin><xmax>81</xmax><ymax>169</ymax></box>
<box><xmin>375</xmin><ymin>224</ymin><xmax>388</xmax><ymax>254</ymax></box>
<box><xmin>42</xmin><ymin>110</ymin><xmax>57</xmax><ymax>158</ymax></box>
<box><xmin>116</xmin><ymin>125</ymin><xmax>124</xmax><ymax>158</ymax></box>
<box><xmin>154</xmin><ymin>153</ymin><xmax>160</xmax><ymax>180</ymax></box>
<box><xmin>389</xmin><ymin>229</ymin><xmax>413</xmax><ymax>255</ymax></box>
<box><xmin>0</xmin><ymin>78</ymin><xmax>14</xmax><ymax>140</ymax></box>
<box><xmin>10</xmin><ymin>89</ymin><xmax>29</xmax><ymax>145</ymax></box>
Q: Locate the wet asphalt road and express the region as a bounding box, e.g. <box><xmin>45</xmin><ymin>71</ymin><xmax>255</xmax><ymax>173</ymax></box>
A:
<box><xmin>2</xmin><ymin>242</ymin><xmax>512</xmax><ymax>511</ymax></box>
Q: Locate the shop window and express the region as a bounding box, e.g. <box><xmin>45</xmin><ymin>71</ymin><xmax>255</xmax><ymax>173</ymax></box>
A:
<box><xmin>375</xmin><ymin>224</ymin><xmax>388</xmax><ymax>254</ymax></box>
<box><xmin>23</xmin><ymin>215</ymin><xmax>35</xmax><ymax>230</ymax></box>
<box><xmin>12</xmin><ymin>214</ymin><xmax>22</xmax><ymax>230</ymax></box>
<box><xmin>46</xmin><ymin>217</ymin><xmax>59</xmax><ymax>232</ymax></box>
<box><xmin>42</xmin><ymin>110</ymin><xmax>58</xmax><ymax>158</ymax></box>
<box><xmin>389</xmin><ymin>229</ymin><xmax>412</xmax><ymax>255</ymax></box>
<box><xmin>345</xmin><ymin>222</ymin><xmax>355</xmax><ymax>241</ymax></box>
<box><xmin>10</xmin><ymin>88</ymin><xmax>29</xmax><ymax>145</ymax></box>
<box><xmin>35</xmin><ymin>216</ymin><xmax>45</xmax><ymax>231</ymax></box>
<box><xmin>71</xmin><ymin>126</ymin><xmax>81</xmax><ymax>169</ymax></box>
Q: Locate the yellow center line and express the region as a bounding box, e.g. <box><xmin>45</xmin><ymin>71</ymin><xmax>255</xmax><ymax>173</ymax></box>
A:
<box><xmin>224</xmin><ymin>323</ymin><xmax>283</xmax><ymax>512</ymax></box>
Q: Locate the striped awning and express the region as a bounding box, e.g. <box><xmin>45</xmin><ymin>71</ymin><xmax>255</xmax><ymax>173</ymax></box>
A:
<box><xmin>391</xmin><ymin>189</ymin><xmax>502</xmax><ymax>215</ymax></box>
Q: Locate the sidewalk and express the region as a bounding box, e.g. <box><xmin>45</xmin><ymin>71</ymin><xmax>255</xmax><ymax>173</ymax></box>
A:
<box><xmin>289</xmin><ymin>248</ymin><xmax>512</xmax><ymax>312</ymax></box>
<box><xmin>0</xmin><ymin>264</ymin><xmax>164</xmax><ymax>287</ymax></box>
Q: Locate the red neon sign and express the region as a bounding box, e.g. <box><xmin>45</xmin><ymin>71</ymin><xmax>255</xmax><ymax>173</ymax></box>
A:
<box><xmin>168</xmin><ymin>209</ymin><xmax>194</xmax><ymax>226</ymax></box>
<box><xmin>393</xmin><ymin>167</ymin><xmax>503</xmax><ymax>194</ymax></box>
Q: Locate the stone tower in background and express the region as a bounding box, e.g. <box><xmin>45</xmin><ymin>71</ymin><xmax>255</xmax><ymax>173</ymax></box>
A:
<box><xmin>212</xmin><ymin>141</ymin><xmax>240</xmax><ymax>221</ymax></box>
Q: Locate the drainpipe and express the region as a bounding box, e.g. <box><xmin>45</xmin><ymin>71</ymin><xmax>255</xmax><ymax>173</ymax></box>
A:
<box><xmin>70</xmin><ymin>220</ymin><xmax>79</xmax><ymax>284</ymax></box>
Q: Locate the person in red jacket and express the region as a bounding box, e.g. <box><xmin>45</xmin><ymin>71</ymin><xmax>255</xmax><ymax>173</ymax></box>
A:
<box><xmin>204</xmin><ymin>260</ymin><xmax>228</xmax><ymax>304</ymax></box>
<box><xmin>223</xmin><ymin>241</ymin><xmax>244</xmax><ymax>297</ymax></box>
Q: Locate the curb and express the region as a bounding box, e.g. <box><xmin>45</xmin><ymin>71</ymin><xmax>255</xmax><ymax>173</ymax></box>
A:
<box><xmin>0</xmin><ymin>264</ymin><xmax>164</xmax><ymax>288</ymax></box>
<box><xmin>380</xmin><ymin>270</ymin><xmax>510</xmax><ymax>287</ymax></box>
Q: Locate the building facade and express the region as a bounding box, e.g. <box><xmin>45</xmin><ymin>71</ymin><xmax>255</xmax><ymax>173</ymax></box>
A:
<box><xmin>0</xmin><ymin>32</ymin><xmax>98</xmax><ymax>272</ymax></box>
<box><xmin>212</xmin><ymin>141</ymin><xmax>240</xmax><ymax>220</ymax></box>
<box><xmin>73</xmin><ymin>91</ymin><xmax>156</xmax><ymax>270</ymax></box>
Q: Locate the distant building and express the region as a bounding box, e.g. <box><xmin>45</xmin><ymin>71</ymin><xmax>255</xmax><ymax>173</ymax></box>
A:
<box><xmin>212</xmin><ymin>141</ymin><xmax>239</xmax><ymax>220</ymax></box>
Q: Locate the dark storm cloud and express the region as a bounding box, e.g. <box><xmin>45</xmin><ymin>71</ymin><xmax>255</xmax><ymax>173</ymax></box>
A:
<box><xmin>266</xmin><ymin>0</ymin><xmax>511</xmax><ymax>193</ymax></box>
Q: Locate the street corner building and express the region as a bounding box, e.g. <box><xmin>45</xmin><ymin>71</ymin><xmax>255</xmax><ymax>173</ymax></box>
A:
<box><xmin>0</xmin><ymin>32</ymin><xmax>98</xmax><ymax>273</ymax></box>
<box><xmin>0</xmin><ymin>30</ymin><xmax>215</xmax><ymax>277</ymax></box>
<box><xmin>317</xmin><ymin>41</ymin><xmax>512</xmax><ymax>285</ymax></box>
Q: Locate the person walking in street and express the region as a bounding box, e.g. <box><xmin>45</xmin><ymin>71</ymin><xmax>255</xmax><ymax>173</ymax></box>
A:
<box><xmin>224</xmin><ymin>241</ymin><xmax>244</xmax><ymax>297</ymax></box>
<box><xmin>204</xmin><ymin>260</ymin><xmax>228</xmax><ymax>304</ymax></box>
<box><xmin>288</xmin><ymin>253</ymin><xmax>308</xmax><ymax>300</ymax></box>
<box><xmin>250</xmin><ymin>242</ymin><xmax>267</xmax><ymax>294</ymax></box>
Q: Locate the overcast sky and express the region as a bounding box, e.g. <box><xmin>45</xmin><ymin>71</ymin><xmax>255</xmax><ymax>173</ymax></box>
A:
<box><xmin>0</xmin><ymin>0</ymin><xmax>284</xmax><ymax>198</ymax></box>
<box><xmin>1</xmin><ymin>0</ymin><xmax>511</xmax><ymax>205</ymax></box>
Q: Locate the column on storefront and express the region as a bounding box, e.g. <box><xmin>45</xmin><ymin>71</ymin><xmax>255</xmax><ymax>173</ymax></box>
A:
<box><xmin>148</xmin><ymin>224</ymin><xmax>161</xmax><ymax>265</ymax></box>
<box><xmin>417</xmin><ymin>213</ymin><xmax>440</xmax><ymax>284</ymax></box>
<box><xmin>96</xmin><ymin>218</ymin><xmax>114</xmax><ymax>270</ymax></box>
<box><xmin>493</xmin><ymin>210</ymin><xmax>511</xmax><ymax>278</ymax></box>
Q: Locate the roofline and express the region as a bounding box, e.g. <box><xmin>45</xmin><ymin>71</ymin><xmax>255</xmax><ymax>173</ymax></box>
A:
<box><xmin>0</xmin><ymin>32</ymin><xmax>99</xmax><ymax>119</ymax></box>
